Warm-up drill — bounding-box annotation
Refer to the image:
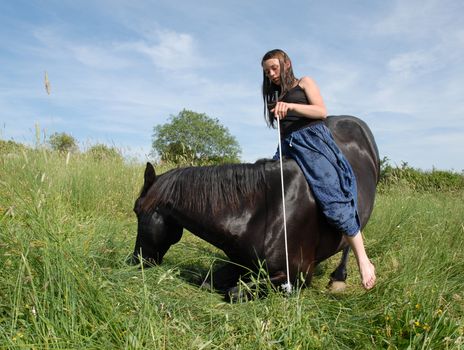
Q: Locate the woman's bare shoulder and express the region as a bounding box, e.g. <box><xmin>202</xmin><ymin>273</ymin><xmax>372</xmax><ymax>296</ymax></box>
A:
<box><xmin>299</xmin><ymin>76</ymin><xmax>318</xmax><ymax>87</ymax></box>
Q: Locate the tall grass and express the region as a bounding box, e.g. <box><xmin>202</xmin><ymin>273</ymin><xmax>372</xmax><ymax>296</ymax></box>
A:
<box><xmin>1</xmin><ymin>148</ymin><xmax>463</xmax><ymax>349</ymax></box>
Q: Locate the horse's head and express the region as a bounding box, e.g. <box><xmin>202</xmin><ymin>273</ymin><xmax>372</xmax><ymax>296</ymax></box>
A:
<box><xmin>130</xmin><ymin>163</ymin><xmax>183</xmax><ymax>266</ymax></box>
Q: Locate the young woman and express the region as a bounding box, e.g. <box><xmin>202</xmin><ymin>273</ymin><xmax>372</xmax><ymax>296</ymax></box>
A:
<box><xmin>261</xmin><ymin>49</ymin><xmax>376</xmax><ymax>290</ymax></box>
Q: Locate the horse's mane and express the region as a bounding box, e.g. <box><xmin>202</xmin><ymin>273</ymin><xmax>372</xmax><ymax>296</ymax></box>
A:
<box><xmin>141</xmin><ymin>162</ymin><xmax>267</xmax><ymax>214</ymax></box>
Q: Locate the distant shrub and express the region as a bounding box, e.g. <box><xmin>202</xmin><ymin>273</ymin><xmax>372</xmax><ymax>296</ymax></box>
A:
<box><xmin>48</xmin><ymin>132</ymin><xmax>78</xmax><ymax>154</ymax></box>
<box><xmin>0</xmin><ymin>140</ymin><xmax>28</xmax><ymax>154</ymax></box>
<box><xmin>379</xmin><ymin>157</ymin><xmax>464</xmax><ymax>192</ymax></box>
<box><xmin>86</xmin><ymin>144</ymin><xmax>123</xmax><ymax>162</ymax></box>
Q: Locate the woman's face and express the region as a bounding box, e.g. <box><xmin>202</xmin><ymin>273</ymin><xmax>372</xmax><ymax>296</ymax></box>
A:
<box><xmin>262</xmin><ymin>58</ymin><xmax>282</xmax><ymax>85</ymax></box>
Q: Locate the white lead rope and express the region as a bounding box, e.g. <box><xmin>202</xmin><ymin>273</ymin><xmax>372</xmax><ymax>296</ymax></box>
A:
<box><xmin>275</xmin><ymin>91</ymin><xmax>292</xmax><ymax>294</ymax></box>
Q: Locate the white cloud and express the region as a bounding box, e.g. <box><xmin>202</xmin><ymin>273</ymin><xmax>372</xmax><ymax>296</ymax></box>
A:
<box><xmin>33</xmin><ymin>27</ymin><xmax>132</xmax><ymax>70</ymax></box>
<box><xmin>387</xmin><ymin>50</ymin><xmax>438</xmax><ymax>78</ymax></box>
<box><xmin>72</xmin><ymin>45</ymin><xmax>131</xmax><ymax>70</ymax></box>
<box><xmin>374</xmin><ymin>0</ymin><xmax>462</xmax><ymax>38</ymax></box>
<box><xmin>126</xmin><ymin>29</ymin><xmax>201</xmax><ymax>71</ymax></box>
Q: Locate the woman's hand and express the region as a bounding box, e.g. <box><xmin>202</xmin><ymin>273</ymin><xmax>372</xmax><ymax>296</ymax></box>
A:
<box><xmin>271</xmin><ymin>102</ymin><xmax>292</xmax><ymax>119</ymax></box>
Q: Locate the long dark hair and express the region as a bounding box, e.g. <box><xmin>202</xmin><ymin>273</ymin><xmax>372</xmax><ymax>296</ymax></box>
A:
<box><xmin>261</xmin><ymin>49</ymin><xmax>297</xmax><ymax>128</ymax></box>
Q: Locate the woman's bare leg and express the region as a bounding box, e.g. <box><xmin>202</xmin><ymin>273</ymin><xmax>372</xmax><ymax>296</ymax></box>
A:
<box><xmin>345</xmin><ymin>232</ymin><xmax>376</xmax><ymax>290</ymax></box>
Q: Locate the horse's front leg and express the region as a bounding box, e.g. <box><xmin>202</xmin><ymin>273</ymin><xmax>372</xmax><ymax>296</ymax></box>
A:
<box><xmin>327</xmin><ymin>246</ymin><xmax>350</xmax><ymax>292</ymax></box>
<box><xmin>200</xmin><ymin>262</ymin><xmax>246</xmax><ymax>293</ymax></box>
<box><xmin>225</xmin><ymin>270</ymin><xmax>291</xmax><ymax>302</ymax></box>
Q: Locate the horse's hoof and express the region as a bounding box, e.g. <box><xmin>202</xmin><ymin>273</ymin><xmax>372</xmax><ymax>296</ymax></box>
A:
<box><xmin>327</xmin><ymin>280</ymin><xmax>347</xmax><ymax>293</ymax></box>
<box><xmin>225</xmin><ymin>286</ymin><xmax>242</xmax><ymax>302</ymax></box>
<box><xmin>199</xmin><ymin>281</ymin><xmax>212</xmax><ymax>290</ymax></box>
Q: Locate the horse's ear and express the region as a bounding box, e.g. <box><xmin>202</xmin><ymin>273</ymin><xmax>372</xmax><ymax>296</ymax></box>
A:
<box><xmin>142</xmin><ymin>162</ymin><xmax>157</xmax><ymax>194</ymax></box>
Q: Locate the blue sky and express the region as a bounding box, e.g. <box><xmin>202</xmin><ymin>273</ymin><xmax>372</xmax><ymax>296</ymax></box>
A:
<box><xmin>1</xmin><ymin>0</ymin><xmax>463</xmax><ymax>170</ymax></box>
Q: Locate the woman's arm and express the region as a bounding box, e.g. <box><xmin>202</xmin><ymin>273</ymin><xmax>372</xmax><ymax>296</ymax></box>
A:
<box><xmin>272</xmin><ymin>76</ymin><xmax>328</xmax><ymax>120</ymax></box>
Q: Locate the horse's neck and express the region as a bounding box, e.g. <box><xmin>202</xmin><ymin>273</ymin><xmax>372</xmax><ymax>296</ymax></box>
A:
<box><xmin>162</xmin><ymin>163</ymin><xmax>267</xmax><ymax>251</ymax></box>
<box><xmin>170</xmin><ymin>207</ymin><xmax>233</xmax><ymax>250</ymax></box>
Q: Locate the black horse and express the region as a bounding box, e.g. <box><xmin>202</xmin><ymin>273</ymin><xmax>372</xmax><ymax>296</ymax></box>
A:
<box><xmin>131</xmin><ymin>116</ymin><xmax>380</xmax><ymax>299</ymax></box>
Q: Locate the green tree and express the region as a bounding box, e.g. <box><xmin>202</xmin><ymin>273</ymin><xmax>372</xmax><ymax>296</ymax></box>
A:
<box><xmin>152</xmin><ymin>109</ymin><xmax>241</xmax><ymax>165</ymax></box>
<box><xmin>48</xmin><ymin>132</ymin><xmax>78</xmax><ymax>153</ymax></box>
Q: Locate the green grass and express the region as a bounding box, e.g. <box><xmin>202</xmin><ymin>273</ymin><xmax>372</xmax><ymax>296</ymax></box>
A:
<box><xmin>1</xmin><ymin>149</ymin><xmax>463</xmax><ymax>349</ymax></box>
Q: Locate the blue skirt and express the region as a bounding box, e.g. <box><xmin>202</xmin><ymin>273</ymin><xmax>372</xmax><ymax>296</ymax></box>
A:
<box><xmin>274</xmin><ymin>122</ymin><xmax>360</xmax><ymax>236</ymax></box>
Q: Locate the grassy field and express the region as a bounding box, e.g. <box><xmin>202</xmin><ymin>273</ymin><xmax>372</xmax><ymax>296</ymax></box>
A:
<box><xmin>1</xmin><ymin>148</ymin><xmax>463</xmax><ymax>349</ymax></box>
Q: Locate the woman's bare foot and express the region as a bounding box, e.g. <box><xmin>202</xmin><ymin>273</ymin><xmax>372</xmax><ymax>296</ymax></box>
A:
<box><xmin>359</xmin><ymin>259</ymin><xmax>376</xmax><ymax>290</ymax></box>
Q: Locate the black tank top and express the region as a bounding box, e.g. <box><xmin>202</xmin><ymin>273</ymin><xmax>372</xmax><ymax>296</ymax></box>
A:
<box><xmin>279</xmin><ymin>84</ymin><xmax>322</xmax><ymax>136</ymax></box>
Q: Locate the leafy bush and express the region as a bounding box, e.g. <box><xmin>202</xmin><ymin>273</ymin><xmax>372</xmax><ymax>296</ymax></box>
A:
<box><xmin>0</xmin><ymin>140</ymin><xmax>28</xmax><ymax>154</ymax></box>
<box><xmin>379</xmin><ymin>157</ymin><xmax>464</xmax><ymax>192</ymax></box>
<box><xmin>48</xmin><ymin>132</ymin><xmax>78</xmax><ymax>153</ymax></box>
<box><xmin>85</xmin><ymin>144</ymin><xmax>123</xmax><ymax>162</ymax></box>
